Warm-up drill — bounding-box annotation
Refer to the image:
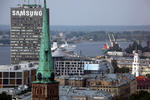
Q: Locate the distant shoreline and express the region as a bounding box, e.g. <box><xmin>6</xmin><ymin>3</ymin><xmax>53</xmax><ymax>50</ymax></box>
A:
<box><xmin>1</xmin><ymin>25</ymin><xmax>150</xmax><ymax>32</ymax></box>
<box><xmin>0</xmin><ymin>44</ymin><xmax>10</xmax><ymax>47</ymax></box>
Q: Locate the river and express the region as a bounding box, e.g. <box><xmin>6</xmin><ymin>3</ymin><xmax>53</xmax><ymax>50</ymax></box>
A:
<box><xmin>74</xmin><ymin>41</ymin><xmax>132</xmax><ymax>57</ymax></box>
<box><xmin>0</xmin><ymin>41</ymin><xmax>134</xmax><ymax>65</ymax></box>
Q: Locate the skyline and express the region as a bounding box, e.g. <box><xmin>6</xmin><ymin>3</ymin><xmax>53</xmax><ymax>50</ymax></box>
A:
<box><xmin>0</xmin><ymin>0</ymin><xmax>150</xmax><ymax>26</ymax></box>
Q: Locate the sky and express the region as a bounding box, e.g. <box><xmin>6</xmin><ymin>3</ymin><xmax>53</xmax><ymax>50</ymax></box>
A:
<box><xmin>0</xmin><ymin>0</ymin><xmax>150</xmax><ymax>26</ymax></box>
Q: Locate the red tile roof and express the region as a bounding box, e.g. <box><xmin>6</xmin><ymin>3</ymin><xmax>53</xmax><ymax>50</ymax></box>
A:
<box><xmin>136</xmin><ymin>76</ymin><xmax>150</xmax><ymax>87</ymax></box>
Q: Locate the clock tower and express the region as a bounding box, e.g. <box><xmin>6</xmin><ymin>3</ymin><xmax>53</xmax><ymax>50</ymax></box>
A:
<box><xmin>32</xmin><ymin>0</ymin><xmax>59</xmax><ymax>100</ymax></box>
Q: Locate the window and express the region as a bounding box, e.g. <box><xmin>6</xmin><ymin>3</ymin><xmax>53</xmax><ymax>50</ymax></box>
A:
<box><xmin>16</xmin><ymin>72</ymin><xmax>22</xmax><ymax>78</ymax></box>
<box><xmin>0</xmin><ymin>79</ymin><xmax>2</xmax><ymax>84</ymax></box>
<box><xmin>0</xmin><ymin>72</ymin><xmax>2</xmax><ymax>78</ymax></box>
<box><xmin>10</xmin><ymin>79</ymin><xmax>15</xmax><ymax>84</ymax></box>
<box><xmin>3</xmin><ymin>72</ymin><xmax>9</xmax><ymax>78</ymax></box>
<box><xmin>10</xmin><ymin>72</ymin><xmax>15</xmax><ymax>78</ymax></box>
<box><xmin>3</xmin><ymin>79</ymin><xmax>9</xmax><ymax>84</ymax></box>
<box><xmin>16</xmin><ymin>79</ymin><xmax>22</xmax><ymax>85</ymax></box>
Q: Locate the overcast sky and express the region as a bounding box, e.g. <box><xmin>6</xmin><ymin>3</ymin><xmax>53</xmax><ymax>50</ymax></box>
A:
<box><xmin>0</xmin><ymin>0</ymin><xmax>150</xmax><ymax>25</ymax></box>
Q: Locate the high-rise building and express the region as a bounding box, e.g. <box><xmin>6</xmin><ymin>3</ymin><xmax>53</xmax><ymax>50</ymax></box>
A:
<box><xmin>32</xmin><ymin>0</ymin><xmax>59</xmax><ymax>100</ymax></box>
<box><xmin>10</xmin><ymin>4</ymin><xmax>44</xmax><ymax>64</ymax></box>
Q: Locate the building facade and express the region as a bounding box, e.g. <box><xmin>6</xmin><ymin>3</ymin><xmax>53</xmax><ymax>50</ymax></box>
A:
<box><xmin>110</xmin><ymin>57</ymin><xmax>150</xmax><ymax>76</ymax></box>
<box><xmin>0</xmin><ymin>63</ymin><xmax>37</xmax><ymax>88</ymax></box>
<box><xmin>55</xmin><ymin>76</ymin><xmax>86</xmax><ymax>87</ymax></box>
<box><xmin>53</xmin><ymin>56</ymin><xmax>90</xmax><ymax>76</ymax></box>
<box><xmin>10</xmin><ymin>4</ymin><xmax>43</xmax><ymax>64</ymax></box>
<box><xmin>59</xmin><ymin>86</ymin><xmax>112</xmax><ymax>100</ymax></box>
<box><xmin>56</xmin><ymin>73</ymin><xmax>136</xmax><ymax>98</ymax></box>
<box><xmin>54</xmin><ymin>59</ymin><xmax>85</xmax><ymax>76</ymax></box>
<box><xmin>53</xmin><ymin>55</ymin><xmax>113</xmax><ymax>76</ymax></box>
<box><xmin>87</xmin><ymin>74</ymin><xmax>136</xmax><ymax>98</ymax></box>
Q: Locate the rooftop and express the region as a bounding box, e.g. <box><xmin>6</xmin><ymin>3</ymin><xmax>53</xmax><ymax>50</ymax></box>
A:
<box><xmin>56</xmin><ymin>73</ymin><xmax>135</xmax><ymax>87</ymax></box>
<box><xmin>0</xmin><ymin>62</ymin><xmax>38</xmax><ymax>72</ymax></box>
<box><xmin>59</xmin><ymin>86</ymin><xmax>112</xmax><ymax>100</ymax></box>
<box><xmin>17</xmin><ymin>4</ymin><xmax>41</xmax><ymax>8</ymax></box>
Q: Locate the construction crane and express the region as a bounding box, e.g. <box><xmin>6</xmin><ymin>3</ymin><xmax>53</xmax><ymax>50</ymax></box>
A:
<box><xmin>108</xmin><ymin>33</ymin><xmax>113</xmax><ymax>47</ymax></box>
<box><xmin>112</xmin><ymin>34</ymin><xmax>117</xmax><ymax>44</ymax></box>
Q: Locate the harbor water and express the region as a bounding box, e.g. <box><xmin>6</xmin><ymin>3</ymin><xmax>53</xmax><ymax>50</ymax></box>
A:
<box><xmin>0</xmin><ymin>41</ymin><xmax>136</xmax><ymax>65</ymax></box>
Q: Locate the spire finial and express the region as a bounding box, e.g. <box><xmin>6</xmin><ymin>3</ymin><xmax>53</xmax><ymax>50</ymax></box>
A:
<box><xmin>44</xmin><ymin>0</ymin><xmax>46</xmax><ymax>8</ymax></box>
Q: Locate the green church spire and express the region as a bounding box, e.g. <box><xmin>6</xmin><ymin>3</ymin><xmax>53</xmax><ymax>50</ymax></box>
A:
<box><xmin>35</xmin><ymin>0</ymin><xmax>55</xmax><ymax>83</ymax></box>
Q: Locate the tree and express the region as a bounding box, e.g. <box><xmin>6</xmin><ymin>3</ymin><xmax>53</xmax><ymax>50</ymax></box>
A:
<box><xmin>0</xmin><ymin>92</ymin><xmax>12</xmax><ymax>100</ymax></box>
<box><xmin>111</xmin><ymin>60</ymin><xmax>129</xmax><ymax>73</ymax></box>
<box><xmin>125</xmin><ymin>41</ymin><xmax>150</xmax><ymax>54</ymax></box>
<box><xmin>111</xmin><ymin>59</ymin><xmax>118</xmax><ymax>73</ymax></box>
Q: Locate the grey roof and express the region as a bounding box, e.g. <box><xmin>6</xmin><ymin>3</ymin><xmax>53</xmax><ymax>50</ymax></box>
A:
<box><xmin>57</xmin><ymin>73</ymin><xmax>136</xmax><ymax>87</ymax></box>
<box><xmin>59</xmin><ymin>86</ymin><xmax>112</xmax><ymax>100</ymax></box>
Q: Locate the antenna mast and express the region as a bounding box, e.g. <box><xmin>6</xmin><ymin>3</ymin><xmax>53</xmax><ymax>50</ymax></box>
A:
<box><xmin>38</xmin><ymin>0</ymin><xmax>41</xmax><ymax>5</ymax></box>
<box><xmin>34</xmin><ymin>0</ymin><xmax>37</xmax><ymax>4</ymax></box>
<box><xmin>28</xmin><ymin>0</ymin><xmax>29</xmax><ymax>4</ymax></box>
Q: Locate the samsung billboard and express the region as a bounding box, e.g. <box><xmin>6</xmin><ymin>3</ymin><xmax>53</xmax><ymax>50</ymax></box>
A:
<box><xmin>12</xmin><ymin>10</ymin><xmax>42</xmax><ymax>17</ymax></box>
<box><xmin>11</xmin><ymin>8</ymin><xmax>43</xmax><ymax>17</ymax></box>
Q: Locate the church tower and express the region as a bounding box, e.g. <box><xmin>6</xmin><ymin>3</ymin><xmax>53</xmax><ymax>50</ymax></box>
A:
<box><xmin>132</xmin><ymin>52</ymin><xmax>141</xmax><ymax>77</ymax></box>
<box><xmin>32</xmin><ymin>0</ymin><xmax>59</xmax><ymax>100</ymax></box>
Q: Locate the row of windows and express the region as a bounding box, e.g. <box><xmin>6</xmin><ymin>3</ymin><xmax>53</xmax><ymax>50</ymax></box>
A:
<box><xmin>55</xmin><ymin>64</ymin><xmax>84</xmax><ymax>66</ymax></box>
<box><xmin>0</xmin><ymin>79</ymin><xmax>22</xmax><ymax>85</ymax></box>
<box><xmin>11</xmin><ymin>32</ymin><xmax>40</xmax><ymax>35</ymax></box>
<box><xmin>12</xmin><ymin>20</ymin><xmax>42</xmax><ymax>25</ymax></box>
<box><xmin>11</xmin><ymin>35</ymin><xmax>40</xmax><ymax>38</ymax></box>
<box><xmin>56</xmin><ymin>62</ymin><xmax>84</xmax><ymax>64</ymax></box>
<box><xmin>137</xmin><ymin>86</ymin><xmax>150</xmax><ymax>89</ymax></box>
<box><xmin>0</xmin><ymin>72</ymin><xmax>22</xmax><ymax>78</ymax></box>
<box><xmin>11</xmin><ymin>22</ymin><xmax>41</xmax><ymax>27</ymax></box>
<box><xmin>11</xmin><ymin>44</ymin><xmax>40</xmax><ymax>48</ymax></box>
<box><xmin>11</xmin><ymin>52</ymin><xmax>39</xmax><ymax>55</ymax></box>
<box><xmin>56</xmin><ymin>70</ymin><xmax>83</xmax><ymax>72</ymax></box>
<box><xmin>11</xmin><ymin>38</ymin><xmax>40</xmax><ymax>41</ymax></box>
<box><xmin>55</xmin><ymin>65</ymin><xmax>84</xmax><ymax>67</ymax></box>
<box><xmin>97</xmin><ymin>88</ymin><xmax>115</xmax><ymax>93</ymax></box>
<box><xmin>11</xmin><ymin>49</ymin><xmax>39</xmax><ymax>52</ymax></box>
<box><xmin>11</xmin><ymin>40</ymin><xmax>40</xmax><ymax>43</ymax></box>
<box><xmin>11</xmin><ymin>57</ymin><xmax>38</xmax><ymax>60</ymax></box>
<box><xmin>56</xmin><ymin>67</ymin><xmax>83</xmax><ymax>69</ymax></box>
<box><xmin>11</xmin><ymin>16</ymin><xmax>42</xmax><ymax>20</ymax></box>
<box><xmin>56</xmin><ymin>73</ymin><xmax>84</xmax><ymax>75</ymax></box>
